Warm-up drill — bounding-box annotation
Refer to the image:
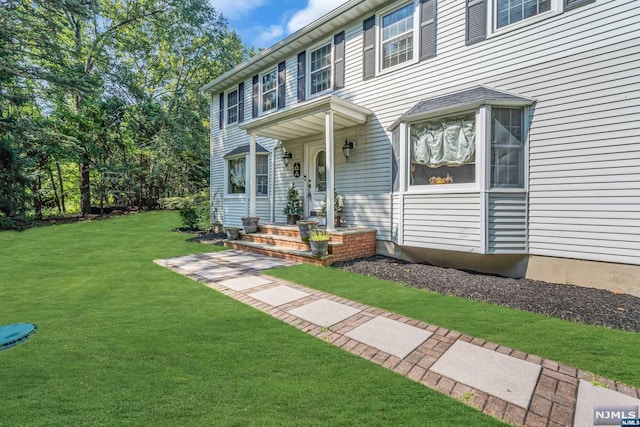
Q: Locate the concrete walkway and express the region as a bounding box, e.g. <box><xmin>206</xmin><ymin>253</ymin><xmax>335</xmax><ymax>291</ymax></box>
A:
<box><xmin>155</xmin><ymin>250</ymin><xmax>640</xmax><ymax>427</ymax></box>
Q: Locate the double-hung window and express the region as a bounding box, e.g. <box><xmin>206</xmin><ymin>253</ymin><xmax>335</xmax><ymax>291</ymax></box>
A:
<box><xmin>227</xmin><ymin>89</ymin><xmax>238</xmax><ymax>125</ymax></box>
<box><xmin>309</xmin><ymin>43</ymin><xmax>332</xmax><ymax>96</ymax></box>
<box><xmin>261</xmin><ymin>69</ymin><xmax>277</xmax><ymax>112</ymax></box>
<box><xmin>228</xmin><ymin>157</ymin><xmax>246</xmax><ymax>194</ymax></box>
<box><xmin>496</xmin><ymin>0</ymin><xmax>551</xmax><ymax>28</ymax></box>
<box><xmin>381</xmin><ymin>3</ymin><xmax>414</xmax><ymax>70</ymax></box>
<box><xmin>491</xmin><ymin>107</ymin><xmax>524</xmax><ymax>188</ymax></box>
<box><xmin>256</xmin><ymin>155</ymin><xmax>268</xmax><ymax>196</ymax></box>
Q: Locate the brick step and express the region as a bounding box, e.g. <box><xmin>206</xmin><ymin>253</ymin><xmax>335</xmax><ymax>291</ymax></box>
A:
<box><xmin>240</xmin><ymin>231</ymin><xmax>343</xmax><ymax>253</ymax></box>
<box><xmin>257</xmin><ymin>223</ymin><xmax>301</xmax><ymax>238</ymax></box>
<box><xmin>225</xmin><ymin>239</ymin><xmax>335</xmax><ymax>266</ymax></box>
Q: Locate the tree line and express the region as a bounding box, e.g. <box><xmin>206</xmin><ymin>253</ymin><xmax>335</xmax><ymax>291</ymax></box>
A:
<box><xmin>0</xmin><ymin>0</ymin><xmax>245</xmax><ymax>227</ymax></box>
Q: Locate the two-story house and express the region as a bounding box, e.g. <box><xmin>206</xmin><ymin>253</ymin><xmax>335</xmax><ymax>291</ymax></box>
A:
<box><xmin>201</xmin><ymin>0</ymin><xmax>640</xmax><ymax>294</ymax></box>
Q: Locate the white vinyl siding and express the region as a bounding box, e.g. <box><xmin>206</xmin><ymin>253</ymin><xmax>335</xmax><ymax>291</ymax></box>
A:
<box><xmin>403</xmin><ymin>193</ymin><xmax>482</xmax><ymax>252</ymax></box>
<box><xmin>209</xmin><ymin>0</ymin><xmax>639</xmax><ymax>266</ymax></box>
<box><xmin>488</xmin><ymin>192</ymin><xmax>527</xmax><ymax>253</ymax></box>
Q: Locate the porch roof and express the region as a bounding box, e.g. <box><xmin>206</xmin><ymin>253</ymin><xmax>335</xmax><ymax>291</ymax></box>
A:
<box><xmin>239</xmin><ymin>95</ymin><xmax>372</xmax><ymax>141</ymax></box>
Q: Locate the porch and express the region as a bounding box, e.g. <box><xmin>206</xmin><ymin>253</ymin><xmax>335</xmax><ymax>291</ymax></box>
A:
<box><xmin>225</xmin><ymin>223</ymin><xmax>377</xmax><ymax>267</ymax></box>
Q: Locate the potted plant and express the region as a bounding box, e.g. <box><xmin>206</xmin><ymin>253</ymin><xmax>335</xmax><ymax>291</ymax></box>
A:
<box><xmin>224</xmin><ymin>226</ymin><xmax>240</xmax><ymax>240</ymax></box>
<box><xmin>241</xmin><ymin>216</ymin><xmax>260</xmax><ymax>233</ymax></box>
<box><xmin>309</xmin><ymin>229</ymin><xmax>331</xmax><ymax>257</ymax></box>
<box><xmin>282</xmin><ymin>183</ymin><xmax>304</xmax><ymax>225</ymax></box>
<box><xmin>321</xmin><ymin>192</ymin><xmax>345</xmax><ymax>227</ymax></box>
<box><xmin>297</xmin><ymin>220</ymin><xmax>318</xmax><ymax>242</ymax></box>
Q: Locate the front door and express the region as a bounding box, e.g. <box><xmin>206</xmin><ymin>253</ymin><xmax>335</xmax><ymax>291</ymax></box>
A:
<box><xmin>305</xmin><ymin>142</ymin><xmax>327</xmax><ymax>217</ymax></box>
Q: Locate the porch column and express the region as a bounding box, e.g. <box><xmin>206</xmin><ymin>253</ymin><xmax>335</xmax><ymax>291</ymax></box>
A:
<box><xmin>249</xmin><ymin>132</ymin><xmax>257</xmax><ymax>217</ymax></box>
<box><xmin>325</xmin><ymin>111</ymin><xmax>335</xmax><ymax>231</ymax></box>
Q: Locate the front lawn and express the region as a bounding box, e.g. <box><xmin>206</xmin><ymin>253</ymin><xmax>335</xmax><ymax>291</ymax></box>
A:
<box><xmin>0</xmin><ymin>211</ymin><xmax>505</xmax><ymax>426</ymax></box>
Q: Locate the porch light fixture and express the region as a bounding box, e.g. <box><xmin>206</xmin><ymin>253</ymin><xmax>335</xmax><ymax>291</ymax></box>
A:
<box><xmin>342</xmin><ymin>140</ymin><xmax>354</xmax><ymax>162</ymax></box>
<box><xmin>282</xmin><ymin>150</ymin><xmax>293</xmax><ymax>167</ymax></box>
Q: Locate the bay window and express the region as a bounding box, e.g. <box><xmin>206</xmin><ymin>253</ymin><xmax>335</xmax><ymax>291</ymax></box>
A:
<box><xmin>491</xmin><ymin>107</ymin><xmax>524</xmax><ymax>188</ymax></box>
<box><xmin>228</xmin><ymin>157</ymin><xmax>246</xmax><ymax>194</ymax></box>
<box><xmin>410</xmin><ymin>113</ymin><xmax>476</xmax><ymax>185</ymax></box>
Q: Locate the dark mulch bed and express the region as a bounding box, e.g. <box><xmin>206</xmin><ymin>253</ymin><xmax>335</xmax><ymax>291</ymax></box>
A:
<box><xmin>333</xmin><ymin>255</ymin><xmax>640</xmax><ymax>333</ymax></box>
<box><xmin>181</xmin><ymin>230</ymin><xmax>226</xmax><ymax>246</ymax></box>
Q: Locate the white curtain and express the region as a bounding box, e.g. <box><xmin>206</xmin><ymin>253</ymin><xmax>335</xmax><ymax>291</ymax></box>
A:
<box><xmin>412</xmin><ymin>119</ymin><xmax>476</xmax><ymax>167</ymax></box>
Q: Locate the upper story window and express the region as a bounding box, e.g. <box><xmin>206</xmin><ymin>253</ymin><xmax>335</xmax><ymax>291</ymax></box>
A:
<box><xmin>261</xmin><ymin>69</ymin><xmax>277</xmax><ymax>112</ymax></box>
<box><xmin>309</xmin><ymin>43</ymin><xmax>332</xmax><ymax>96</ymax></box>
<box><xmin>496</xmin><ymin>0</ymin><xmax>551</xmax><ymax>28</ymax></box>
<box><xmin>381</xmin><ymin>3</ymin><xmax>415</xmax><ymax>70</ymax></box>
<box><xmin>227</xmin><ymin>89</ymin><xmax>238</xmax><ymax>124</ymax></box>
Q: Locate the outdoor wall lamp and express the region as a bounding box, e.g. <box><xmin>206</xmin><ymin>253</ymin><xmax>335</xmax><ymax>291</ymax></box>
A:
<box><xmin>342</xmin><ymin>140</ymin><xmax>355</xmax><ymax>162</ymax></box>
<box><xmin>282</xmin><ymin>150</ymin><xmax>293</xmax><ymax>167</ymax></box>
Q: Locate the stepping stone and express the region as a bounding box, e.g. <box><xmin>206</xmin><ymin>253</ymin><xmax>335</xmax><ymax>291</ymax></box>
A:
<box><xmin>195</xmin><ymin>267</ymin><xmax>241</xmax><ymax>281</ymax></box>
<box><xmin>574</xmin><ymin>380</ymin><xmax>640</xmax><ymax>427</ymax></box>
<box><xmin>175</xmin><ymin>261</ymin><xmax>216</xmax><ymax>272</ymax></box>
<box><xmin>220</xmin><ymin>275</ymin><xmax>272</xmax><ymax>291</ymax></box>
<box><xmin>249</xmin><ymin>285</ymin><xmax>310</xmax><ymax>306</ymax></box>
<box><xmin>430</xmin><ymin>341</ymin><xmax>541</xmax><ymax>408</ymax></box>
<box><xmin>244</xmin><ymin>259</ymin><xmax>295</xmax><ymax>270</ymax></box>
<box><xmin>345</xmin><ymin>316</ymin><xmax>432</xmax><ymax>359</ymax></box>
<box><xmin>288</xmin><ymin>299</ymin><xmax>361</xmax><ymax>327</ymax></box>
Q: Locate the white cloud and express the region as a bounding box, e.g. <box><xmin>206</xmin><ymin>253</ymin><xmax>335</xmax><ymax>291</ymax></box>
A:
<box><xmin>210</xmin><ymin>0</ymin><xmax>267</xmax><ymax>20</ymax></box>
<box><xmin>255</xmin><ymin>25</ymin><xmax>285</xmax><ymax>47</ymax></box>
<box><xmin>286</xmin><ymin>0</ymin><xmax>349</xmax><ymax>34</ymax></box>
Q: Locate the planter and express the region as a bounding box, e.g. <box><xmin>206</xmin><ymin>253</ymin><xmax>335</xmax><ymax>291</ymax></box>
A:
<box><xmin>334</xmin><ymin>215</ymin><xmax>341</xmax><ymax>228</ymax></box>
<box><xmin>310</xmin><ymin>240</ymin><xmax>329</xmax><ymax>257</ymax></box>
<box><xmin>286</xmin><ymin>214</ymin><xmax>300</xmax><ymax>225</ymax></box>
<box><xmin>225</xmin><ymin>227</ymin><xmax>240</xmax><ymax>240</ymax></box>
<box><xmin>297</xmin><ymin>220</ymin><xmax>319</xmax><ymax>242</ymax></box>
<box><xmin>241</xmin><ymin>217</ymin><xmax>260</xmax><ymax>233</ymax></box>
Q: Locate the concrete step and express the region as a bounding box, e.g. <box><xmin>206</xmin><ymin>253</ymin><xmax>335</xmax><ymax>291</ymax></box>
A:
<box><xmin>225</xmin><ymin>239</ymin><xmax>335</xmax><ymax>266</ymax></box>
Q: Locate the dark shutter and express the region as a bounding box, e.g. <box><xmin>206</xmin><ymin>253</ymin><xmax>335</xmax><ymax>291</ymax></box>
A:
<box><xmin>362</xmin><ymin>16</ymin><xmax>375</xmax><ymax>81</ymax></box>
<box><xmin>564</xmin><ymin>0</ymin><xmax>594</xmax><ymax>10</ymax></box>
<box><xmin>419</xmin><ymin>0</ymin><xmax>437</xmax><ymax>61</ymax></box>
<box><xmin>252</xmin><ymin>74</ymin><xmax>259</xmax><ymax>118</ymax></box>
<box><xmin>218</xmin><ymin>92</ymin><xmax>224</xmax><ymax>130</ymax></box>
<box><xmin>297</xmin><ymin>51</ymin><xmax>306</xmax><ymax>103</ymax></box>
<box><xmin>277</xmin><ymin>61</ymin><xmax>286</xmax><ymax>109</ymax></box>
<box><xmin>238</xmin><ymin>82</ymin><xmax>245</xmax><ymax>123</ymax></box>
<box><xmin>333</xmin><ymin>31</ymin><xmax>345</xmax><ymax>90</ymax></box>
<box><xmin>465</xmin><ymin>0</ymin><xmax>486</xmax><ymax>45</ymax></box>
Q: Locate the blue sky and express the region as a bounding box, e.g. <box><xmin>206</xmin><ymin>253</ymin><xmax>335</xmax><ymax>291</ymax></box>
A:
<box><xmin>211</xmin><ymin>0</ymin><xmax>350</xmax><ymax>50</ymax></box>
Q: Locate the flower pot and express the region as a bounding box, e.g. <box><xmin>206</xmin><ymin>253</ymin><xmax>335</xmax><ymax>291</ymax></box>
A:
<box><xmin>334</xmin><ymin>215</ymin><xmax>341</xmax><ymax>228</ymax></box>
<box><xmin>310</xmin><ymin>240</ymin><xmax>329</xmax><ymax>257</ymax></box>
<box><xmin>225</xmin><ymin>227</ymin><xmax>240</xmax><ymax>240</ymax></box>
<box><xmin>241</xmin><ymin>217</ymin><xmax>260</xmax><ymax>233</ymax></box>
<box><xmin>297</xmin><ymin>220</ymin><xmax>318</xmax><ymax>242</ymax></box>
<box><xmin>287</xmin><ymin>214</ymin><xmax>300</xmax><ymax>225</ymax></box>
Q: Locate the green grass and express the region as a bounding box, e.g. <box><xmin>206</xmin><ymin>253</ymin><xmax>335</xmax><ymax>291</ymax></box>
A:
<box><xmin>265</xmin><ymin>265</ymin><xmax>640</xmax><ymax>388</ymax></box>
<box><xmin>0</xmin><ymin>211</ymin><xmax>506</xmax><ymax>426</ymax></box>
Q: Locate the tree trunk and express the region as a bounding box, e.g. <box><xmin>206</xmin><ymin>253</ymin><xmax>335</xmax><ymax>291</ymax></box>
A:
<box><xmin>56</xmin><ymin>161</ymin><xmax>66</xmax><ymax>213</ymax></box>
<box><xmin>47</xmin><ymin>165</ymin><xmax>61</xmax><ymax>213</ymax></box>
<box><xmin>80</xmin><ymin>155</ymin><xmax>91</xmax><ymax>215</ymax></box>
